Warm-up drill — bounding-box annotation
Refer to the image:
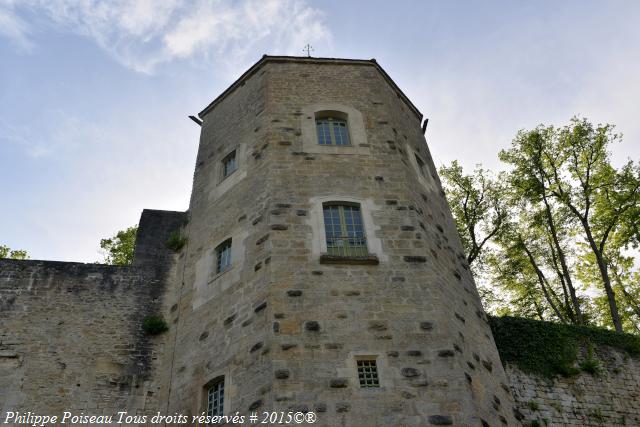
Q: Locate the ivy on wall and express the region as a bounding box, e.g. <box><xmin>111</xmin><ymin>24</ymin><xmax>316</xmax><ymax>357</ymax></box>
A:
<box><xmin>489</xmin><ymin>316</ymin><xmax>640</xmax><ymax>378</ymax></box>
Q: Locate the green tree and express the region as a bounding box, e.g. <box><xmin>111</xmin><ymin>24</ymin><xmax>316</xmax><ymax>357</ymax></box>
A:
<box><xmin>490</xmin><ymin>205</ymin><xmax>578</xmax><ymax>324</ymax></box>
<box><xmin>0</xmin><ymin>245</ymin><xmax>29</xmax><ymax>260</ymax></box>
<box><xmin>499</xmin><ymin>127</ymin><xmax>584</xmax><ymax>324</ymax></box>
<box><xmin>502</xmin><ymin>118</ymin><xmax>639</xmax><ymax>332</ymax></box>
<box><xmin>439</xmin><ymin>161</ymin><xmax>508</xmax><ymax>273</ymax></box>
<box><xmin>99</xmin><ymin>225</ymin><xmax>138</xmax><ymax>265</ymax></box>
<box><xmin>442</xmin><ymin>117</ymin><xmax>639</xmax><ymax>333</ymax></box>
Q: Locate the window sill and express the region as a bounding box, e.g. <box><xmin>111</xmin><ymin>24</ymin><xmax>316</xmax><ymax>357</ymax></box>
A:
<box><xmin>208</xmin><ymin>265</ymin><xmax>233</xmax><ymax>284</ymax></box>
<box><xmin>319</xmin><ymin>254</ymin><xmax>379</xmax><ymax>265</ymax></box>
<box><xmin>220</xmin><ymin>168</ymin><xmax>237</xmax><ymax>183</ymax></box>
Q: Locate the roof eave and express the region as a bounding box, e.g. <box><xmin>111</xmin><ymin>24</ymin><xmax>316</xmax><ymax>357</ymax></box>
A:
<box><xmin>198</xmin><ymin>55</ymin><xmax>423</xmax><ymax>122</ymax></box>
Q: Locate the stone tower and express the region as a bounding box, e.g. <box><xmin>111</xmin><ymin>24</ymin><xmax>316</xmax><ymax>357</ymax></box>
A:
<box><xmin>161</xmin><ymin>56</ymin><xmax>518</xmax><ymax>426</ymax></box>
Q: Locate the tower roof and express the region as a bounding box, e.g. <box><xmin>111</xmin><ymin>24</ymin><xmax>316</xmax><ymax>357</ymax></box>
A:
<box><xmin>198</xmin><ymin>55</ymin><xmax>423</xmax><ymax>121</ymax></box>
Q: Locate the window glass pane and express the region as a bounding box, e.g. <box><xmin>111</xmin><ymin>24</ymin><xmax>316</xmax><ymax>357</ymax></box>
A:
<box><xmin>316</xmin><ymin>120</ymin><xmax>332</xmax><ymax>145</ymax></box>
<box><xmin>207</xmin><ymin>380</ymin><xmax>225</xmax><ymax>416</ymax></box>
<box><xmin>332</xmin><ymin>121</ymin><xmax>350</xmax><ymax>145</ymax></box>
<box><xmin>216</xmin><ymin>239</ymin><xmax>232</xmax><ymax>273</ymax></box>
<box><xmin>223</xmin><ymin>151</ymin><xmax>237</xmax><ymax>177</ymax></box>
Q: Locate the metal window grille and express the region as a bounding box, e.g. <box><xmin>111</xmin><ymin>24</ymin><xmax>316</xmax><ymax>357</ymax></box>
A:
<box><xmin>357</xmin><ymin>359</ymin><xmax>380</xmax><ymax>387</ymax></box>
<box><xmin>207</xmin><ymin>380</ymin><xmax>224</xmax><ymax>417</ymax></box>
<box><xmin>316</xmin><ymin>118</ymin><xmax>350</xmax><ymax>146</ymax></box>
<box><xmin>222</xmin><ymin>150</ymin><xmax>237</xmax><ymax>178</ymax></box>
<box><xmin>216</xmin><ymin>239</ymin><xmax>232</xmax><ymax>273</ymax></box>
<box><xmin>323</xmin><ymin>204</ymin><xmax>368</xmax><ymax>257</ymax></box>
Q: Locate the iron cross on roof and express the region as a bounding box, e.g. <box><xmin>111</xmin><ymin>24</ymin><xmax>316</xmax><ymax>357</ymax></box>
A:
<box><xmin>303</xmin><ymin>44</ymin><xmax>314</xmax><ymax>57</ymax></box>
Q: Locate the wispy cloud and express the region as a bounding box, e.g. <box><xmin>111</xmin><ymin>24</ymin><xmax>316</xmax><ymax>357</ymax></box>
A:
<box><xmin>0</xmin><ymin>2</ymin><xmax>33</xmax><ymax>51</ymax></box>
<box><xmin>0</xmin><ymin>0</ymin><xmax>331</xmax><ymax>73</ymax></box>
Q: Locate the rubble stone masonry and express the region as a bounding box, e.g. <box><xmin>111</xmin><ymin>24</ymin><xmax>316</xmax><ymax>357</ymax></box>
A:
<box><xmin>2</xmin><ymin>57</ymin><xmax>638</xmax><ymax>427</ymax></box>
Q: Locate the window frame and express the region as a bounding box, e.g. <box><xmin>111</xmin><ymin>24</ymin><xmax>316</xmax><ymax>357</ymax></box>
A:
<box><xmin>315</xmin><ymin>116</ymin><xmax>351</xmax><ymax>146</ymax></box>
<box><xmin>309</xmin><ymin>196</ymin><xmax>386</xmax><ymax>264</ymax></box>
<box><xmin>301</xmin><ymin>103</ymin><xmax>369</xmax><ymax>155</ymax></box>
<box><xmin>215</xmin><ymin>238</ymin><xmax>232</xmax><ymax>274</ymax></box>
<box><xmin>414</xmin><ymin>153</ymin><xmax>427</xmax><ymax>178</ymax></box>
<box><xmin>204</xmin><ymin>377</ymin><xmax>225</xmax><ymax>417</ymax></box>
<box><xmin>356</xmin><ymin>358</ymin><xmax>380</xmax><ymax>388</ymax></box>
<box><xmin>322</xmin><ymin>202</ymin><xmax>368</xmax><ymax>258</ymax></box>
<box><xmin>221</xmin><ymin>150</ymin><xmax>238</xmax><ymax>180</ymax></box>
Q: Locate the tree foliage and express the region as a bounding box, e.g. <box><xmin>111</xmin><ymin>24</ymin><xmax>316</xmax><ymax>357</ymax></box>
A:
<box><xmin>440</xmin><ymin>117</ymin><xmax>640</xmax><ymax>333</ymax></box>
<box><xmin>0</xmin><ymin>245</ymin><xmax>29</xmax><ymax>260</ymax></box>
<box><xmin>439</xmin><ymin>161</ymin><xmax>508</xmax><ymax>274</ymax></box>
<box><xmin>99</xmin><ymin>225</ymin><xmax>138</xmax><ymax>265</ymax></box>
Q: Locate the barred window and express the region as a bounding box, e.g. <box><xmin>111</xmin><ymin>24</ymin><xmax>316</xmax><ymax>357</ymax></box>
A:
<box><xmin>357</xmin><ymin>359</ymin><xmax>379</xmax><ymax>387</ymax></box>
<box><xmin>222</xmin><ymin>150</ymin><xmax>237</xmax><ymax>178</ymax></box>
<box><xmin>323</xmin><ymin>203</ymin><xmax>367</xmax><ymax>257</ymax></box>
<box><xmin>316</xmin><ymin>117</ymin><xmax>350</xmax><ymax>146</ymax></box>
<box><xmin>207</xmin><ymin>379</ymin><xmax>225</xmax><ymax>417</ymax></box>
<box><xmin>216</xmin><ymin>239</ymin><xmax>232</xmax><ymax>273</ymax></box>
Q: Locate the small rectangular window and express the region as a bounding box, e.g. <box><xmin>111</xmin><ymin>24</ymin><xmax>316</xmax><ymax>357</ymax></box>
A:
<box><xmin>216</xmin><ymin>239</ymin><xmax>232</xmax><ymax>273</ymax></box>
<box><xmin>222</xmin><ymin>150</ymin><xmax>237</xmax><ymax>178</ymax></box>
<box><xmin>415</xmin><ymin>154</ymin><xmax>427</xmax><ymax>177</ymax></box>
<box><xmin>357</xmin><ymin>359</ymin><xmax>379</xmax><ymax>387</ymax></box>
<box><xmin>207</xmin><ymin>379</ymin><xmax>225</xmax><ymax>417</ymax></box>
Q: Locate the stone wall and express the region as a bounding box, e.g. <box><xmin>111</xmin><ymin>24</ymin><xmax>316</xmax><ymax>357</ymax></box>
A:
<box><xmin>507</xmin><ymin>345</ymin><xmax>640</xmax><ymax>426</ymax></box>
<box><xmin>261</xmin><ymin>59</ymin><xmax>517</xmax><ymax>427</ymax></box>
<box><xmin>0</xmin><ymin>209</ymin><xmax>183</xmax><ymax>423</ymax></box>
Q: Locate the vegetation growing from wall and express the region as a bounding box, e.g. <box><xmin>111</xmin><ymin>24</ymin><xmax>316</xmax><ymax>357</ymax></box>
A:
<box><xmin>142</xmin><ymin>315</ymin><xmax>168</xmax><ymax>335</ymax></box>
<box><xmin>99</xmin><ymin>225</ymin><xmax>138</xmax><ymax>265</ymax></box>
<box><xmin>0</xmin><ymin>244</ymin><xmax>29</xmax><ymax>259</ymax></box>
<box><xmin>489</xmin><ymin>316</ymin><xmax>640</xmax><ymax>378</ymax></box>
<box><xmin>166</xmin><ymin>230</ymin><xmax>187</xmax><ymax>252</ymax></box>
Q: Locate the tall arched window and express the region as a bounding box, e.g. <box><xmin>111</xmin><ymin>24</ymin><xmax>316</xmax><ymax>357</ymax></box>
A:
<box><xmin>322</xmin><ymin>202</ymin><xmax>368</xmax><ymax>256</ymax></box>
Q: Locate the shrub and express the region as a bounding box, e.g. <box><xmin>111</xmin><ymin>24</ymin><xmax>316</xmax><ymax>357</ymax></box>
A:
<box><xmin>166</xmin><ymin>231</ymin><xmax>187</xmax><ymax>252</ymax></box>
<box><xmin>579</xmin><ymin>343</ymin><xmax>601</xmax><ymax>374</ymax></box>
<box><xmin>142</xmin><ymin>315</ymin><xmax>168</xmax><ymax>335</ymax></box>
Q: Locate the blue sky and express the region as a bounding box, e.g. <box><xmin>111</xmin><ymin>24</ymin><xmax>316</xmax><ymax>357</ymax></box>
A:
<box><xmin>1</xmin><ymin>0</ymin><xmax>639</xmax><ymax>262</ymax></box>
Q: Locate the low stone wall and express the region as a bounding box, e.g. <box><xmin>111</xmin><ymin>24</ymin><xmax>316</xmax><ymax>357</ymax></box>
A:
<box><xmin>507</xmin><ymin>345</ymin><xmax>640</xmax><ymax>426</ymax></box>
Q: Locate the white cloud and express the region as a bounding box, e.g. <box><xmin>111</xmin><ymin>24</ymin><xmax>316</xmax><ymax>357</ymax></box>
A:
<box><xmin>0</xmin><ymin>0</ymin><xmax>331</xmax><ymax>73</ymax></box>
<box><xmin>0</xmin><ymin>2</ymin><xmax>33</xmax><ymax>51</ymax></box>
